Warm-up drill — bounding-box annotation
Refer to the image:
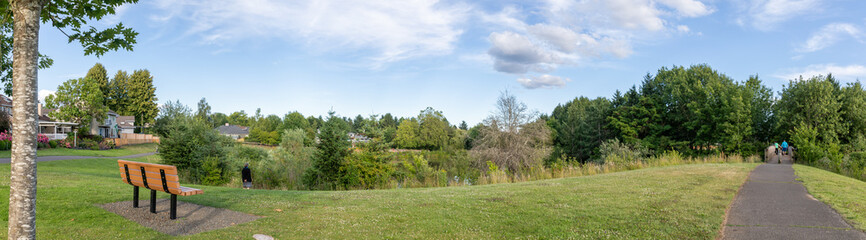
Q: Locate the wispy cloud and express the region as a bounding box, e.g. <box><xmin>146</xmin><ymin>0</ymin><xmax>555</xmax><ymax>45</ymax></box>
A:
<box><xmin>484</xmin><ymin>0</ymin><xmax>714</xmax><ymax>89</ymax></box>
<box><xmin>798</xmin><ymin>23</ymin><xmax>863</xmax><ymax>52</ymax></box>
<box><xmin>735</xmin><ymin>0</ymin><xmax>822</xmax><ymax>31</ymax></box>
<box><xmin>517</xmin><ymin>74</ymin><xmax>570</xmax><ymax>89</ymax></box>
<box><xmin>776</xmin><ymin>64</ymin><xmax>866</xmax><ymax>81</ymax></box>
<box><xmin>150</xmin><ymin>0</ymin><xmax>470</xmax><ymax>67</ymax></box>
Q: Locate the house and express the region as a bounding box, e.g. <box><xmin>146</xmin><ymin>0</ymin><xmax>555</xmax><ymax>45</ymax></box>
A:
<box><xmin>37</xmin><ymin>104</ymin><xmax>121</xmax><ymax>139</ymax></box>
<box><xmin>94</xmin><ymin>110</ymin><xmax>119</xmax><ymax>139</ymax></box>
<box><xmin>37</xmin><ymin>105</ymin><xmax>78</xmax><ymax>140</ymax></box>
<box><xmin>216</xmin><ymin>123</ymin><xmax>249</xmax><ymax>140</ymax></box>
<box><xmin>117</xmin><ymin>116</ymin><xmax>135</xmax><ymax>134</ymax></box>
<box><xmin>0</xmin><ymin>94</ymin><xmax>11</xmax><ymax>115</ymax></box>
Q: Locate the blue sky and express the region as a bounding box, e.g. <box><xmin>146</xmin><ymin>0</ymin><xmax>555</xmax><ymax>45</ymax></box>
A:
<box><xmin>36</xmin><ymin>0</ymin><xmax>866</xmax><ymax>125</ymax></box>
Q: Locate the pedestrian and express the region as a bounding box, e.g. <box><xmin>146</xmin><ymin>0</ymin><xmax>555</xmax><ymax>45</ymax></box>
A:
<box><xmin>782</xmin><ymin>140</ymin><xmax>789</xmax><ymax>155</ymax></box>
<box><xmin>774</xmin><ymin>142</ymin><xmax>780</xmax><ymax>155</ymax></box>
<box><xmin>242</xmin><ymin>163</ymin><xmax>252</xmax><ymax>189</ymax></box>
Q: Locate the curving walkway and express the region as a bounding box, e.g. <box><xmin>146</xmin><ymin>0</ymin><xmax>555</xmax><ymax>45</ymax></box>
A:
<box><xmin>722</xmin><ymin>149</ymin><xmax>866</xmax><ymax>239</ymax></box>
<box><xmin>0</xmin><ymin>152</ymin><xmax>156</xmax><ymax>164</ymax></box>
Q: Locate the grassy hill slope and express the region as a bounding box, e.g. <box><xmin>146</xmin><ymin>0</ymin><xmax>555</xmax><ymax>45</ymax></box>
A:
<box><xmin>0</xmin><ymin>156</ymin><xmax>757</xmax><ymax>239</ymax></box>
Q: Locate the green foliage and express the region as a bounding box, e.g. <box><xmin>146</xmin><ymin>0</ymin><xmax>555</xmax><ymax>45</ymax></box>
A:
<box><xmin>791</xmin><ymin>124</ymin><xmax>822</xmax><ymax>164</ymax></box>
<box><xmin>127</xmin><ymin>69</ymin><xmax>159</xmax><ymax>130</ymax></box>
<box><xmin>106</xmin><ymin>70</ymin><xmax>130</xmax><ymax>114</ymax></box>
<box><xmin>777</xmin><ymin>75</ymin><xmax>844</xmax><ymax>143</ymax></box>
<box><xmin>1</xmin><ymin>0</ymin><xmax>138</xmax><ymax>95</ymax></box>
<box><xmin>246</xmin><ymin>129</ymin><xmax>280</xmax><ymax>145</ymax></box>
<box><xmin>86</xmin><ymin>63</ymin><xmax>109</xmax><ymax>96</ymax></box>
<box><xmin>395</xmin><ymin>118</ymin><xmax>420</xmax><ymax>149</ymax></box>
<box><xmin>48</xmin><ymin>140</ymin><xmax>59</xmax><ymax>148</ymax></box>
<box><xmin>228</xmin><ymin>111</ymin><xmax>249</xmax><ymax>126</ymax></box>
<box><xmin>340</xmin><ymin>151</ymin><xmax>394</xmax><ymax>189</ymax></box>
<box><xmin>211</xmin><ymin>112</ymin><xmax>229</xmax><ymax>127</ymax></box>
<box><xmin>304</xmin><ymin>111</ymin><xmax>351</xmax><ymax>189</ymax></box>
<box><xmin>44</xmin><ymin>77</ymin><xmax>109</xmax><ymax>126</ymax></box>
<box><xmin>549</xmin><ymin>96</ymin><xmax>612</xmax><ymax>163</ymax></box>
<box><xmin>202</xmin><ymin>156</ymin><xmax>230</xmax><ymax>186</ymax></box>
<box><xmin>599</xmin><ymin>138</ymin><xmax>649</xmax><ymax>165</ymax></box>
<box><xmin>195</xmin><ymin>97</ymin><xmax>212</xmax><ymax>124</ymax></box>
<box><xmin>156</xmin><ymin>101</ymin><xmax>235</xmax><ymax>185</ymax></box>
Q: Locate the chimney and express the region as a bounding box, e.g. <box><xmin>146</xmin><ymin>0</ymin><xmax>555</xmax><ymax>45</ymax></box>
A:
<box><xmin>38</xmin><ymin>104</ymin><xmax>42</xmax><ymax>116</ymax></box>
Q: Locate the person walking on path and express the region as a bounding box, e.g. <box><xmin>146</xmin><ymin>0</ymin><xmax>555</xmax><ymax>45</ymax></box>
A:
<box><xmin>774</xmin><ymin>142</ymin><xmax>780</xmax><ymax>155</ymax></box>
<box><xmin>782</xmin><ymin>140</ymin><xmax>789</xmax><ymax>155</ymax></box>
<box><xmin>242</xmin><ymin>163</ymin><xmax>252</xmax><ymax>189</ymax></box>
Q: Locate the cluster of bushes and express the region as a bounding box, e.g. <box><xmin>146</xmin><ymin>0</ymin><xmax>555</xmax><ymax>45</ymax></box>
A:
<box><xmin>0</xmin><ymin>131</ymin><xmax>65</xmax><ymax>150</ymax></box>
<box><xmin>57</xmin><ymin>132</ymin><xmax>116</xmax><ymax>150</ymax></box>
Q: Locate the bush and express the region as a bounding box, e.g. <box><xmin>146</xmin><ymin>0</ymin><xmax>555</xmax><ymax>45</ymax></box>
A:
<box><xmin>201</xmin><ymin>157</ymin><xmax>230</xmax><ymax>186</ymax></box>
<box><xmin>91</xmin><ymin>135</ymin><xmax>104</xmax><ymax>143</ymax></box>
<box><xmin>0</xmin><ymin>140</ymin><xmax>10</xmax><ymax>150</ymax></box>
<box><xmin>791</xmin><ymin>124</ymin><xmax>822</xmax><ymax>164</ymax></box>
<box><xmin>340</xmin><ymin>152</ymin><xmax>393</xmax><ymax>189</ymax></box>
<box><xmin>49</xmin><ymin>140</ymin><xmax>59</xmax><ymax>148</ymax></box>
<box><xmin>158</xmin><ymin>117</ymin><xmax>236</xmax><ymax>185</ymax></box>
<box><xmin>599</xmin><ymin>139</ymin><xmax>649</xmax><ymax>165</ymax></box>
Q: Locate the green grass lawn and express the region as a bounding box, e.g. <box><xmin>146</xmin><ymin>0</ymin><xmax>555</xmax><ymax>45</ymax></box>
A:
<box><xmin>0</xmin><ymin>143</ymin><xmax>157</xmax><ymax>158</ymax></box>
<box><xmin>794</xmin><ymin>164</ymin><xmax>866</xmax><ymax>231</ymax></box>
<box><xmin>0</xmin><ymin>156</ymin><xmax>758</xmax><ymax>239</ymax></box>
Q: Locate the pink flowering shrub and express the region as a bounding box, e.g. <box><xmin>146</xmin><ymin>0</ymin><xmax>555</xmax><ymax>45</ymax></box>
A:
<box><xmin>37</xmin><ymin>134</ymin><xmax>49</xmax><ymax>145</ymax></box>
<box><xmin>0</xmin><ymin>130</ymin><xmax>10</xmax><ymax>141</ymax></box>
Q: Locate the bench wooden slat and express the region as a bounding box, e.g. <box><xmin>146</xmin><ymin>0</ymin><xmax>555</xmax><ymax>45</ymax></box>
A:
<box><xmin>118</xmin><ymin>167</ymin><xmax>180</xmax><ymax>182</ymax></box>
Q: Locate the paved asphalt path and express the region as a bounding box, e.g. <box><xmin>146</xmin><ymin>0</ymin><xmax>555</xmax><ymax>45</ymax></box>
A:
<box><xmin>0</xmin><ymin>152</ymin><xmax>157</xmax><ymax>164</ymax></box>
<box><xmin>722</xmin><ymin>149</ymin><xmax>866</xmax><ymax>239</ymax></box>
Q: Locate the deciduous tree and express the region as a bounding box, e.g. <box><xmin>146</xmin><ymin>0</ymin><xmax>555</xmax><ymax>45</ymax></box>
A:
<box><xmin>4</xmin><ymin>0</ymin><xmax>138</xmax><ymax>238</ymax></box>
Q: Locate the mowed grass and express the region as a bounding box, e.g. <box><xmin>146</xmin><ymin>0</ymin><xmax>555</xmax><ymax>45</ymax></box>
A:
<box><xmin>794</xmin><ymin>164</ymin><xmax>866</xmax><ymax>231</ymax></box>
<box><xmin>0</xmin><ymin>156</ymin><xmax>757</xmax><ymax>239</ymax></box>
<box><xmin>0</xmin><ymin>143</ymin><xmax>157</xmax><ymax>158</ymax></box>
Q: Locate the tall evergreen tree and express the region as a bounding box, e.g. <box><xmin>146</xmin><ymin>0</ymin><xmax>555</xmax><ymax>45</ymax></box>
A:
<box><xmin>127</xmin><ymin>69</ymin><xmax>158</xmax><ymax>131</ymax></box>
<box><xmin>107</xmin><ymin>70</ymin><xmax>130</xmax><ymax>114</ymax></box>
<box><xmin>86</xmin><ymin>62</ymin><xmax>108</xmax><ymax>96</ymax></box>
<box><xmin>304</xmin><ymin>111</ymin><xmax>350</xmax><ymax>189</ymax></box>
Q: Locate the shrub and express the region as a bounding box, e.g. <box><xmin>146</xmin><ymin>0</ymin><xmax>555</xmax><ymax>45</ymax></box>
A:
<box><xmin>37</xmin><ymin>134</ymin><xmax>49</xmax><ymax>146</ymax></box>
<box><xmin>158</xmin><ymin>117</ymin><xmax>236</xmax><ymax>185</ymax></box>
<box><xmin>599</xmin><ymin>138</ymin><xmax>649</xmax><ymax>165</ymax></box>
<box><xmin>340</xmin><ymin>152</ymin><xmax>393</xmax><ymax>189</ymax></box>
<box><xmin>791</xmin><ymin>124</ymin><xmax>822</xmax><ymax>164</ymax></box>
<box><xmin>201</xmin><ymin>157</ymin><xmax>230</xmax><ymax>186</ymax></box>
<box><xmin>91</xmin><ymin>135</ymin><xmax>104</xmax><ymax>143</ymax></box>
<box><xmin>0</xmin><ymin>140</ymin><xmax>10</xmax><ymax>150</ymax></box>
<box><xmin>49</xmin><ymin>140</ymin><xmax>59</xmax><ymax>148</ymax></box>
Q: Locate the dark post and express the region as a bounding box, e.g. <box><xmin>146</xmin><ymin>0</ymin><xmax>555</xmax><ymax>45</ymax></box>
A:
<box><xmin>150</xmin><ymin>190</ymin><xmax>157</xmax><ymax>213</ymax></box>
<box><xmin>133</xmin><ymin>186</ymin><xmax>139</xmax><ymax>208</ymax></box>
<box><xmin>170</xmin><ymin>194</ymin><xmax>177</xmax><ymax>220</ymax></box>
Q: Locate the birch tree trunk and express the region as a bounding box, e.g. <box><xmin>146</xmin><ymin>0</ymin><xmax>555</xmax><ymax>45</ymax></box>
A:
<box><xmin>8</xmin><ymin>0</ymin><xmax>41</xmax><ymax>239</ymax></box>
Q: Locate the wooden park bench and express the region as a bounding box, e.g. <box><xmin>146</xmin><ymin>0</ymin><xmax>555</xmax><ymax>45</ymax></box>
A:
<box><xmin>117</xmin><ymin>160</ymin><xmax>203</xmax><ymax>219</ymax></box>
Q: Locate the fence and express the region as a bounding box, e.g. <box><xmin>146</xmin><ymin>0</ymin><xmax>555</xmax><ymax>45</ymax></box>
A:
<box><xmin>108</xmin><ymin>133</ymin><xmax>160</xmax><ymax>146</ymax></box>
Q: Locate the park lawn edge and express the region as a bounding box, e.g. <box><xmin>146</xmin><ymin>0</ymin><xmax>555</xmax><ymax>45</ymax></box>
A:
<box><xmin>793</xmin><ymin>164</ymin><xmax>866</xmax><ymax>231</ymax></box>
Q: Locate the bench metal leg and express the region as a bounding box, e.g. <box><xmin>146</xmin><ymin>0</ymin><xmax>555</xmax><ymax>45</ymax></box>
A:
<box><xmin>133</xmin><ymin>186</ymin><xmax>139</xmax><ymax>208</ymax></box>
<box><xmin>150</xmin><ymin>190</ymin><xmax>157</xmax><ymax>213</ymax></box>
<box><xmin>170</xmin><ymin>194</ymin><xmax>177</xmax><ymax>220</ymax></box>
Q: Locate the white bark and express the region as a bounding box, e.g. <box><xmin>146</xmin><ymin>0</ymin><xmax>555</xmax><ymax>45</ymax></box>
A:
<box><xmin>9</xmin><ymin>0</ymin><xmax>41</xmax><ymax>239</ymax></box>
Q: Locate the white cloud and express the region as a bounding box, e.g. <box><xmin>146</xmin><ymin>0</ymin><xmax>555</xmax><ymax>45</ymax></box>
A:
<box><xmin>150</xmin><ymin>0</ymin><xmax>470</xmax><ymax>66</ymax></box>
<box><xmin>38</xmin><ymin>89</ymin><xmax>56</xmax><ymax>104</ymax></box>
<box><xmin>776</xmin><ymin>64</ymin><xmax>866</xmax><ymax>81</ymax></box>
<box><xmin>736</xmin><ymin>0</ymin><xmax>822</xmax><ymax>31</ymax></box>
<box><xmin>485</xmin><ymin>0</ymin><xmax>712</xmax><ymax>89</ymax></box>
<box><xmin>798</xmin><ymin>23</ymin><xmax>863</xmax><ymax>52</ymax></box>
<box><xmin>517</xmin><ymin>74</ymin><xmax>570</xmax><ymax>89</ymax></box>
<box><xmin>488</xmin><ymin>31</ymin><xmax>561</xmax><ymax>74</ymax></box>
